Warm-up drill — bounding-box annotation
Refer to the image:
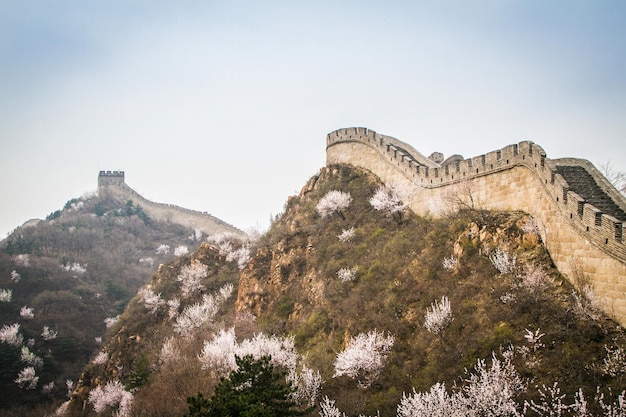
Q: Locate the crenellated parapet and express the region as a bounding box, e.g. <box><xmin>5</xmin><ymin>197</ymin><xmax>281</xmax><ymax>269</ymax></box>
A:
<box><xmin>97</xmin><ymin>171</ymin><xmax>244</xmax><ymax>237</ymax></box>
<box><xmin>327</xmin><ymin>127</ymin><xmax>626</xmax><ymax>324</ymax></box>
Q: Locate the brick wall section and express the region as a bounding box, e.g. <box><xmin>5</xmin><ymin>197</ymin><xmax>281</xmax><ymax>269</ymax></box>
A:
<box><xmin>326</xmin><ymin>127</ymin><xmax>626</xmax><ymax>325</ymax></box>
<box><xmin>97</xmin><ymin>171</ymin><xmax>244</xmax><ymax>237</ymax></box>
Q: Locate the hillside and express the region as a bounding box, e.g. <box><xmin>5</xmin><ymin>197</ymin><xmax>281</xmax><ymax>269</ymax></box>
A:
<box><xmin>58</xmin><ymin>165</ymin><xmax>625</xmax><ymax>417</ymax></box>
<box><xmin>0</xmin><ymin>192</ymin><xmax>229</xmax><ymax>413</ymax></box>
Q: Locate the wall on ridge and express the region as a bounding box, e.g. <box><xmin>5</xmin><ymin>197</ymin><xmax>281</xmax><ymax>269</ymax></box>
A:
<box><xmin>97</xmin><ymin>171</ymin><xmax>243</xmax><ymax>237</ymax></box>
<box><xmin>326</xmin><ymin>127</ymin><xmax>626</xmax><ymax>325</ymax></box>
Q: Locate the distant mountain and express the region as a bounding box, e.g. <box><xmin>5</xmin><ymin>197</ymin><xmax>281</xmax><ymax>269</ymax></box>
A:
<box><xmin>0</xmin><ymin>175</ymin><xmax>242</xmax><ymax>412</ymax></box>
<box><xmin>57</xmin><ymin>165</ymin><xmax>625</xmax><ymax>417</ymax></box>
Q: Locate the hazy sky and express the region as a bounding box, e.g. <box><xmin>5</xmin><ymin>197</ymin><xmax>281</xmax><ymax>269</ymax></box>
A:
<box><xmin>1</xmin><ymin>1</ymin><xmax>625</xmax><ymax>238</ymax></box>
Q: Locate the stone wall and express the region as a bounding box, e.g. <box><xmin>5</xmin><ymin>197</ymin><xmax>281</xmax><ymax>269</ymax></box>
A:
<box><xmin>97</xmin><ymin>171</ymin><xmax>243</xmax><ymax>237</ymax></box>
<box><xmin>326</xmin><ymin>127</ymin><xmax>626</xmax><ymax>325</ymax></box>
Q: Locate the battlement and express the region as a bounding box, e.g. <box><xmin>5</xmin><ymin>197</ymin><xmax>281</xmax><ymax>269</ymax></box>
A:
<box><xmin>327</xmin><ymin>127</ymin><xmax>626</xmax><ymax>325</ymax></box>
<box><xmin>99</xmin><ymin>170</ymin><xmax>125</xmax><ymax>178</ymax></box>
<box><xmin>96</xmin><ymin>170</ymin><xmax>243</xmax><ymax>237</ymax></box>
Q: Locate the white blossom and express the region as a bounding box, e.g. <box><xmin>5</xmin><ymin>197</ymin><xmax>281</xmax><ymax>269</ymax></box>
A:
<box><xmin>288</xmin><ymin>364</ymin><xmax>323</xmax><ymax>407</ymax></box>
<box><xmin>15</xmin><ymin>366</ymin><xmax>38</xmax><ymax>389</ymax></box>
<box><xmin>461</xmin><ymin>349</ymin><xmax>526</xmax><ymax>417</ymax></box>
<box><xmin>11</xmin><ymin>270</ymin><xmax>21</xmax><ymax>282</ymax></box>
<box><xmin>317</xmin><ymin>190</ymin><xmax>353</xmax><ymax>218</ymax></box>
<box><xmin>0</xmin><ymin>323</ymin><xmax>24</xmax><ymax>346</ymax></box>
<box><xmin>88</xmin><ymin>380</ymin><xmax>133</xmax><ymax>417</ymax></box>
<box><xmin>337</xmin><ymin>266</ymin><xmax>358</xmax><ymax>282</ymax></box>
<box><xmin>174</xmin><ymin>245</ymin><xmax>189</xmax><ymax>256</ymax></box>
<box><xmin>173</xmin><ymin>291</ymin><xmax>223</xmax><ymax>336</ymax></box>
<box><xmin>156</xmin><ymin>244</ymin><xmax>170</xmax><ymax>254</ymax></box>
<box><xmin>572</xmin><ymin>284</ymin><xmax>605</xmax><ymax>321</ymax></box>
<box><xmin>398</xmin><ymin>383</ymin><xmax>464</xmax><ymax>417</ymax></box>
<box><xmin>55</xmin><ymin>401</ymin><xmax>70</xmax><ymax>416</ymax></box>
<box><xmin>21</xmin><ymin>346</ymin><xmax>43</xmax><ymax>368</ymax></box>
<box><xmin>95</xmin><ymin>336</ymin><xmax>103</xmax><ymax>344</ymax></box>
<box><xmin>369</xmin><ymin>184</ymin><xmax>409</xmax><ymax>219</ymax></box>
<box><xmin>40</xmin><ymin>325</ymin><xmax>58</xmax><ymax>341</ymax></box>
<box><xmin>104</xmin><ymin>315</ymin><xmax>119</xmax><ymax>329</ymax></box>
<box><xmin>14</xmin><ymin>254</ymin><xmax>30</xmax><ymax>266</ymax></box>
<box><xmin>319</xmin><ymin>396</ymin><xmax>347</xmax><ymax>417</ymax></box>
<box><xmin>523</xmin><ymin>328</ymin><xmax>545</xmax><ymax>352</ymax></box>
<box><xmin>442</xmin><ymin>255</ymin><xmax>458</xmax><ymax>271</ymax></box>
<box><xmin>226</xmin><ymin>244</ymin><xmax>251</xmax><ymax>270</ymax></box>
<box><xmin>198</xmin><ymin>327</ymin><xmax>238</xmax><ymax>373</ymax></box>
<box><xmin>93</xmin><ymin>351</ymin><xmax>109</xmax><ymax>365</ymax></box>
<box><xmin>333</xmin><ymin>330</ymin><xmax>394</xmax><ymax>388</ymax></box>
<box><xmin>424</xmin><ymin>296</ymin><xmax>453</xmax><ymax>335</ymax></box>
<box><xmin>20</xmin><ymin>305</ymin><xmax>34</xmax><ymax>319</ymax></box>
<box><xmin>63</xmin><ymin>262</ymin><xmax>87</xmax><ymax>275</ymax></box>
<box><xmin>600</xmin><ymin>345</ymin><xmax>626</xmax><ymax>378</ymax></box>
<box><xmin>138</xmin><ymin>287</ymin><xmax>165</xmax><ymax>315</ymax></box>
<box><xmin>199</xmin><ymin>328</ymin><xmax>299</xmax><ymax>376</ymax></box>
<box><xmin>338</xmin><ymin>227</ymin><xmax>355</xmax><ymax>242</ymax></box>
<box><xmin>489</xmin><ymin>248</ymin><xmax>516</xmax><ymax>275</ymax></box>
<box><xmin>177</xmin><ymin>262</ymin><xmax>208</xmax><ymax>298</ymax></box>
<box><xmin>525</xmin><ymin>382</ymin><xmax>571</xmax><ymax>417</ymax></box>
<box><xmin>138</xmin><ymin>257</ymin><xmax>154</xmax><ymax>267</ymax></box>
<box><xmin>66</xmin><ymin>379</ymin><xmax>75</xmax><ymax>398</ymax></box>
<box><xmin>167</xmin><ymin>298</ymin><xmax>181</xmax><ymax>319</ymax></box>
<box><xmin>159</xmin><ymin>337</ymin><xmax>180</xmax><ymax>364</ymax></box>
<box><xmin>0</xmin><ymin>288</ymin><xmax>12</xmax><ymax>302</ymax></box>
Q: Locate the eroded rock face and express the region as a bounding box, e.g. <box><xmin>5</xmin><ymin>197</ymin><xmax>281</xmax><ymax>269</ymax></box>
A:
<box><xmin>453</xmin><ymin>213</ymin><xmax>542</xmax><ymax>260</ymax></box>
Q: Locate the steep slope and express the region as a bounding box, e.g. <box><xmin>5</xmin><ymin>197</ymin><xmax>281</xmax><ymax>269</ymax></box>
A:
<box><xmin>59</xmin><ymin>165</ymin><xmax>625</xmax><ymax>417</ymax></box>
<box><xmin>0</xmin><ymin>193</ymin><xmax>226</xmax><ymax>412</ymax></box>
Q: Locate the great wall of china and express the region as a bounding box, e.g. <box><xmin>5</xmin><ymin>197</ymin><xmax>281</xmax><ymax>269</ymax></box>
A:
<box><xmin>97</xmin><ymin>171</ymin><xmax>243</xmax><ymax>237</ymax></box>
<box><xmin>326</xmin><ymin>127</ymin><xmax>626</xmax><ymax>325</ymax></box>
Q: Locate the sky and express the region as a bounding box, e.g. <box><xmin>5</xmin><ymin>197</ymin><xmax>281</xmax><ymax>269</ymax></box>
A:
<box><xmin>1</xmin><ymin>1</ymin><xmax>625</xmax><ymax>238</ymax></box>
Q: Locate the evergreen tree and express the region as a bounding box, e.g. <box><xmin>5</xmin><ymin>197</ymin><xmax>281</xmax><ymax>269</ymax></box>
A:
<box><xmin>184</xmin><ymin>355</ymin><xmax>309</xmax><ymax>417</ymax></box>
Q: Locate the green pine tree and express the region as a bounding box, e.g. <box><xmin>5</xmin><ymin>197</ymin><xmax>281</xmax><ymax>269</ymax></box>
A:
<box><xmin>184</xmin><ymin>355</ymin><xmax>310</xmax><ymax>417</ymax></box>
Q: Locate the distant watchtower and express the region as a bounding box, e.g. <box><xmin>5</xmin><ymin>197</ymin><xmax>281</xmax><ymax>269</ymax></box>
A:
<box><xmin>98</xmin><ymin>171</ymin><xmax>125</xmax><ymax>197</ymax></box>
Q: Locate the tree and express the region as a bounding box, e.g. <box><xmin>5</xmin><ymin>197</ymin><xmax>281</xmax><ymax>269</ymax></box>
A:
<box><xmin>317</xmin><ymin>190</ymin><xmax>352</xmax><ymax>219</ymax></box>
<box><xmin>184</xmin><ymin>355</ymin><xmax>309</xmax><ymax>417</ymax></box>
<box><xmin>369</xmin><ymin>184</ymin><xmax>410</xmax><ymax>222</ymax></box>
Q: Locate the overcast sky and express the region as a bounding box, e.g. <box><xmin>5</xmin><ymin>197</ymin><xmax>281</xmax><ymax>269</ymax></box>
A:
<box><xmin>1</xmin><ymin>1</ymin><xmax>625</xmax><ymax>238</ymax></box>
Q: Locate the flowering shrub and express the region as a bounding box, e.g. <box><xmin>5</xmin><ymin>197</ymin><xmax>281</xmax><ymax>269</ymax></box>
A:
<box><xmin>489</xmin><ymin>248</ymin><xmax>516</xmax><ymax>274</ymax></box>
<box><xmin>369</xmin><ymin>184</ymin><xmax>409</xmax><ymax>219</ymax></box>
<box><xmin>0</xmin><ymin>288</ymin><xmax>12</xmax><ymax>302</ymax></box>
<box><xmin>288</xmin><ymin>364</ymin><xmax>323</xmax><ymax>407</ymax></box>
<box><xmin>20</xmin><ymin>346</ymin><xmax>43</xmax><ymax>368</ymax></box>
<box><xmin>337</xmin><ymin>266</ymin><xmax>358</xmax><ymax>282</ymax></box>
<box><xmin>138</xmin><ymin>287</ymin><xmax>165</xmax><ymax>315</ymax></box>
<box><xmin>177</xmin><ymin>262</ymin><xmax>208</xmax><ymax>298</ymax></box>
<box><xmin>10</xmin><ymin>270</ymin><xmax>20</xmax><ymax>282</ymax></box>
<box><xmin>424</xmin><ymin>296</ymin><xmax>453</xmax><ymax>335</ymax></box>
<box><xmin>92</xmin><ymin>351</ymin><xmax>109</xmax><ymax>365</ymax></box>
<box><xmin>173</xmin><ymin>285</ymin><xmax>233</xmax><ymax>336</ymax></box>
<box><xmin>14</xmin><ymin>254</ymin><xmax>29</xmax><ymax>266</ymax></box>
<box><xmin>41</xmin><ymin>325</ymin><xmax>58</xmax><ymax>341</ymax></box>
<box><xmin>20</xmin><ymin>305</ymin><xmax>34</xmax><ymax>319</ymax></box>
<box><xmin>155</xmin><ymin>244</ymin><xmax>170</xmax><ymax>254</ymax></box>
<box><xmin>63</xmin><ymin>262</ymin><xmax>87</xmax><ymax>275</ymax></box>
<box><xmin>572</xmin><ymin>284</ymin><xmax>605</xmax><ymax>321</ymax></box>
<box><xmin>88</xmin><ymin>380</ymin><xmax>133</xmax><ymax>417</ymax></box>
<box><xmin>15</xmin><ymin>366</ymin><xmax>38</xmax><ymax>389</ymax></box>
<box><xmin>0</xmin><ymin>323</ymin><xmax>24</xmax><ymax>346</ymax></box>
<box><xmin>317</xmin><ymin>190</ymin><xmax>353</xmax><ymax>218</ymax></box>
<box><xmin>333</xmin><ymin>329</ymin><xmax>394</xmax><ymax>388</ymax></box>
<box><xmin>174</xmin><ymin>245</ymin><xmax>189</xmax><ymax>256</ymax></box>
<box><xmin>442</xmin><ymin>255</ymin><xmax>458</xmax><ymax>271</ymax></box>
<box><xmin>104</xmin><ymin>316</ymin><xmax>119</xmax><ymax>329</ymax></box>
<box><xmin>338</xmin><ymin>227</ymin><xmax>355</xmax><ymax>242</ymax></box>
